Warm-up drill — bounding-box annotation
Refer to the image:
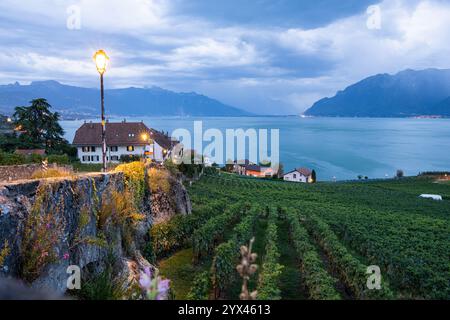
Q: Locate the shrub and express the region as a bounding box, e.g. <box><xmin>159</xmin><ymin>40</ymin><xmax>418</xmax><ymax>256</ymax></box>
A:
<box><xmin>29</xmin><ymin>154</ymin><xmax>44</xmax><ymax>164</ymax></box>
<box><xmin>120</xmin><ymin>155</ymin><xmax>142</xmax><ymax>163</ymax></box>
<box><xmin>31</xmin><ymin>168</ymin><xmax>74</xmax><ymax>179</ymax></box>
<box><xmin>163</xmin><ymin>159</ymin><xmax>179</xmax><ymax>176</ymax></box>
<box><xmin>0</xmin><ymin>151</ymin><xmax>26</xmax><ymax>165</ymax></box>
<box><xmin>21</xmin><ymin>184</ymin><xmax>65</xmax><ymax>282</ymax></box>
<box><xmin>114</xmin><ymin>162</ymin><xmax>146</xmax><ymax>207</ymax></box>
<box><xmin>148</xmin><ymin>168</ymin><xmax>171</xmax><ymax>194</ymax></box>
<box><xmin>72</xmin><ymin>162</ymin><xmax>103</xmax><ymax>173</ymax></box>
<box><xmin>77</xmin><ymin>254</ymin><xmax>129</xmax><ymax>300</ymax></box>
<box><xmin>0</xmin><ymin>240</ymin><xmax>10</xmax><ymax>267</ymax></box>
<box><xmin>47</xmin><ymin>154</ymin><xmax>70</xmax><ymax>165</ymax></box>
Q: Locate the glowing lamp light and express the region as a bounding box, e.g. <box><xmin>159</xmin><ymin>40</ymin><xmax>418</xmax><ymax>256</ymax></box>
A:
<box><xmin>93</xmin><ymin>50</ymin><xmax>109</xmax><ymax>75</ymax></box>
<box><xmin>141</xmin><ymin>133</ymin><xmax>148</xmax><ymax>141</ymax></box>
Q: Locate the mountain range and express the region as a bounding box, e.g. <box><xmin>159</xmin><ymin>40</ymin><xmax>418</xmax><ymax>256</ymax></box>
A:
<box><xmin>305</xmin><ymin>69</ymin><xmax>450</xmax><ymax>117</ymax></box>
<box><xmin>0</xmin><ymin>80</ymin><xmax>250</xmax><ymax>118</ymax></box>
<box><xmin>2</xmin><ymin>69</ymin><xmax>450</xmax><ymax>119</ymax></box>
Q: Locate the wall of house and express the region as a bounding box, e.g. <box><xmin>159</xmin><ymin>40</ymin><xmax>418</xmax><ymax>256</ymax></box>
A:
<box><xmin>77</xmin><ymin>143</ymin><xmax>168</xmax><ymax>164</ymax></box>
<box><xmin>152</xmin><ymin>142</ymin><xmax>164</xmax><ymax>162</ymax></box>
<box><xmin>77</xmin><ymin>145</ymin><xmax>147</xmax><ymax>163</ymax></box>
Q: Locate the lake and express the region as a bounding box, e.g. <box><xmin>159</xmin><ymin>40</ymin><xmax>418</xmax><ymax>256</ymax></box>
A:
<box><xmin>61</xmin><ymin>116</ymin><xmax>450</xmax><ymax>181</ymax></box>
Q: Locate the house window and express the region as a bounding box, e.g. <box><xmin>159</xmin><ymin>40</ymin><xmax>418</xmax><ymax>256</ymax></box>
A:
<box><xmin>95</xmin><ymin>156</ymin><xmax>100</xmax><ymax>162</ymax></box>
<box><xmin>293</xmin><ymin>174</ymin><xmax>297</xmax><ymax>179</ymax></box>
<box><xmin>128</xmin><ymin>133</ymin><xmax>135</xmax><ymax>138</ymax></box>
<box><xmin>111</xmin><ymin>156</ymin><xmax>119</xmax><ymax>161</ymax></box>
<box><xmin>82</xmin><ymin>146</ymin><xmax>96</xmax><ymax>152</ymax></box>
<box><xmin>127</xmin><ymin>146</ymin><xmax>135</xmax><ymax>152</ymax></box>
<box><xmin>110</xmin><ymin>146</ymin><xmax>118</xmax><ymax>152</ymax></box>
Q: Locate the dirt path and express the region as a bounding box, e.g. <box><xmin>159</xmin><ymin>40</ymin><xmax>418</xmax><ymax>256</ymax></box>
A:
<box><xmin>277</xmin><ymin>218</ymin><xmax>308</xmax><ymax>300</ymax></box>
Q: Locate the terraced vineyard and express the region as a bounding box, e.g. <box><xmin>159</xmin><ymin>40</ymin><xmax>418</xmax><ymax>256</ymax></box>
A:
<box><xmin>154</xmin><ymin>173</ymin><xmax>450</xmax><ymax>300</ymax></box>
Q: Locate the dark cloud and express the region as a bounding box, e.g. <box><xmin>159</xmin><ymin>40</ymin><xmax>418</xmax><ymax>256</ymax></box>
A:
<box><xmin>174</xmin><ymin>0</ymin><xmax>379</xmax><ymax>28</ymax></box>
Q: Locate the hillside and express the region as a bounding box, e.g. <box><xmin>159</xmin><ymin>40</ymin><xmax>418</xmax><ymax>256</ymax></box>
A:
<box><xmin>156</xmin><ymin>173</ymin><xmax>450</xmax><ymax>300</ymax></box>
<box><xmin>305</xmin><ymin>69</ymin><xmax>450</xmax><ymax>117</ymax></box>
<box><xmin>0</xmin><ymin>81</ymin><xmax>251</xmax><ymax>118</ymax></box>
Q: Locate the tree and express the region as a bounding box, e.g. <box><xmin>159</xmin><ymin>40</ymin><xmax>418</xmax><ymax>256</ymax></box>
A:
<box><xmin>13</xmin><ymin>99</ymin><xmax>68</xmax><ymax>153</ymax></box>
<box><xmin>311</xmin><ymin>170</ymin><xmax>317</xmax><ymax>183</ymax></box>
<box><xmin>275</xmin><ymin>163</ymin><xmax>284</xmax><ymax>179</ymax></box>
<box><xmin>396</xmin><ymin>170</ymin><xmax>404</xmax><ymax>179</ymax></box>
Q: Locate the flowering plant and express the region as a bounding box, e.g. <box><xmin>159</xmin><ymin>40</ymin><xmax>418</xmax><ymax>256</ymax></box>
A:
<box><xmin>139</xmin><ymin>267</ymin><xmax>170</xmax><ymax>300</ymax></box>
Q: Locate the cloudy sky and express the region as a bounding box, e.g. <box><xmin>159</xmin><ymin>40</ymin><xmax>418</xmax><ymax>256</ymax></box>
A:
<box><xmin>0</xmin><ymin>0</ymin><xmax>449</xmax><ymax>114</ymax></box>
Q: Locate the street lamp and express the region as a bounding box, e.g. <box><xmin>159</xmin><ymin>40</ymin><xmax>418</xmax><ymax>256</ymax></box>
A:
<box><xmin>93</xmin><ymin>50</ymin><xmax>109</xmax><ymax>172</ymax></box>
<box><xmin>141</xmin><ymin>132</ymin><xmax>155</xmax><ymax>161</ymax></box>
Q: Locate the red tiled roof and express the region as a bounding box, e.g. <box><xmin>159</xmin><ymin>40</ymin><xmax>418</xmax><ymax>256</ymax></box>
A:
<box><xmin>285</xmin><ymin>168</ymin><xmax>313</xmax><ymax>177</ymax></box>
<box><xmin>296</xmin><ymin>168</ymin><xmax>312</xmax><ymax>176</ymax></box>
<box><xmin>295</xmin><ymin>168</ymin><xmax>312</xmax><ymax>177</ymax></box>
<box><xmin>72</xmin><ymin>121</ymin><xmax>175</xmax><ymax>149</ymax></box>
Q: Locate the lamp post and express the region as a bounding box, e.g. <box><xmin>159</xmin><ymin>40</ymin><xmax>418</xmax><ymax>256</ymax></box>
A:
<box><xmin>141</xmin><ymin>132</ymin><xmax>155</xmax><ymax>162</ymax></box>
<box><xmin>93</xmin><ymin>50</ymin><xmax>109</xmax><ymax>172</ymax></box>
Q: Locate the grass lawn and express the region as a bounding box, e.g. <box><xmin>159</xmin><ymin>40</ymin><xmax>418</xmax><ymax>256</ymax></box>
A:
<box><xmin>158</xmin><ymin>248</ymin><xmax>209</xmax><ymax>300</ymax></box>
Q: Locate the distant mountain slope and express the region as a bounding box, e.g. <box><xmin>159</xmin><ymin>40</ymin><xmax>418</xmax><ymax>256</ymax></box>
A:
<box><xmin>305</xmin><ymin>69</ymin><xmax>450</xmax><ymax>117</ymax></box>
<box><xmin>434</xmin><ymin>96</ymin><xmax>450</xmax><ymax>115</ymax></box>
<box><xmin>0</xmin><ymin>80</ymin><xmax>251</xmax><ymax>118</ymax></box>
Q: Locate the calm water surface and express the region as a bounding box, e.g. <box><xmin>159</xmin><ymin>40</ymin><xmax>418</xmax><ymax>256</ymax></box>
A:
<box><xmin>61</xmin><ymin>117</ymin><xmax>450</xmax><ymax>181</ymax></box>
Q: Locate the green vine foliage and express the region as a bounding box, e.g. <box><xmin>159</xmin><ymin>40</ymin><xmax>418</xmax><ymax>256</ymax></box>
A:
<box><xmin>303</xmin><ymin>213</ymin><xmax>394</xmax><ymax>300</ymax></box>
<box><xmin>187</xmin><ymin>271</ymin><xmax>212</xmax><ymax>300</ymax></box>
<box><xmin>210</xmin><ymin>206</ymin><xmax>261</xmax><ymax>298</ymax></box>
<box><xmin>284</xmin><ymin>208</ymin><xmax>341</xmax><ymax>300</ymax></box>
<box><xmin>149</xmin><ymin>200</ymin><xmax>225</xmax><ymax>259</ymax></box>
<box><xmin>163</xmin><ymin>172</ymin><xmax>449</xmax><ymax>300</ymax></box>
<box><xmin>192</xmin><ymin>202</ymin><xmax>248</xmax><ymax>262</ymax></box>
<box><xmin>257</xmin><ymin>208</ymin><xmax>283</xmax><ymax>300</ymax></box>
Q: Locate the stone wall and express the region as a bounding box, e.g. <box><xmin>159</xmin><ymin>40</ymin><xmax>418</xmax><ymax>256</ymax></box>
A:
<box><xmin>0</xmin><ymin>164</ymin><xmax>72</xmax><ymax>182</ymax></box>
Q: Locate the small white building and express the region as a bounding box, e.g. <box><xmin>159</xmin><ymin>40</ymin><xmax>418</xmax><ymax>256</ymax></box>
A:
<box><xmin>283</xmin><ymin>168</ymin><xmax>314</xmax><ymax>183</ymax></box>
<box><xmin>73</xmin><ymin>121</ymin><xmax>176</xmax><ymax>164</ymax></box>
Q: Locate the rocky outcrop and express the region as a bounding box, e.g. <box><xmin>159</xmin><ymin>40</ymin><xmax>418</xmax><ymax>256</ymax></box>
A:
<box><xmin>151</xmin><ymin>173</ymin><xmax>192</xmax><ymax>225</ymax></box>
<box><xmin>0</xmin><ymin>168</ymin><xmax>191</xmax><ymax>297</ymax></box>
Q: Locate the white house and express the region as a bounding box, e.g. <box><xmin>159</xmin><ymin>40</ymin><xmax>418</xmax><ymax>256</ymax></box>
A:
<box><xmin>283</xmin><ymin>168</ymin><xmax>314</xmax><ymax>183</ymax></box>
<box><xmin>72</xmin><ymin>120</ymin><xmax>176</xmax><ymax>164</ymax></box>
